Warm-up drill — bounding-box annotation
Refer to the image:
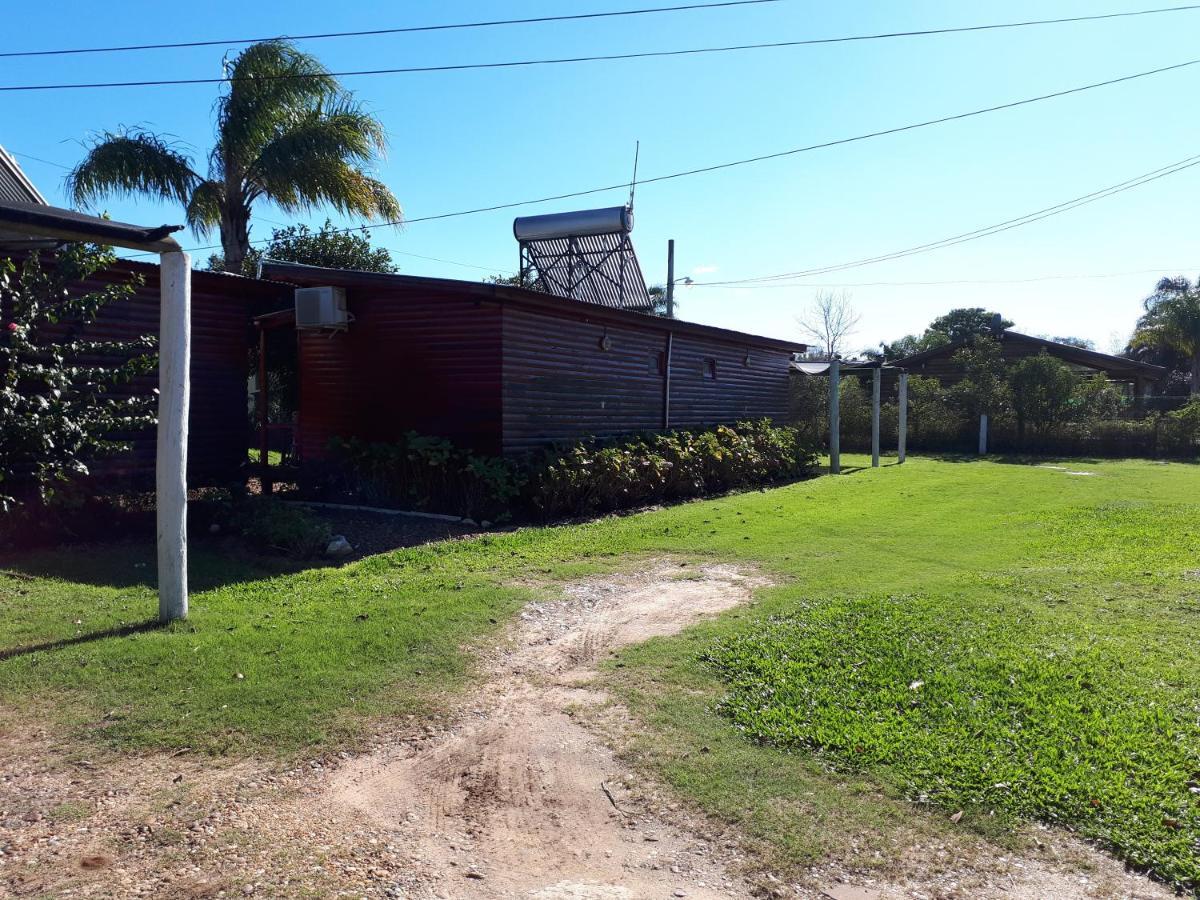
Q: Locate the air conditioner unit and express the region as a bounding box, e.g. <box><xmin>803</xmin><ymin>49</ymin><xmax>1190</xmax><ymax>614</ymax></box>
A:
<box><xmin>294</xmin><ymin>286</ymin><xmax>348</xmax><ymax>330</ymax></box>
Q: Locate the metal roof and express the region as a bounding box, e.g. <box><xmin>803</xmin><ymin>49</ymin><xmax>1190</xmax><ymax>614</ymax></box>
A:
<box><xmin>258</xmin><ymin>259</ymin><xmax>808</xmax><ymax>353</ymax></box>
<box><xmin>0</xmin><ymin>200</ymin><xmax>183</xmax><ymax>253</ymax></box>
<box><xmin>0</xmin><ymin>146</ymin><xmax>45</xmax><ymax>206</ymax></box>
<box><xmin>790</xmin><ymin>359</ymin><xmax>891</xmax><ymax>375</ymax></box>
<box><xmin>894</xmin><ymin>330</ymin><xmax>1167</xmax><ymax>380</ymax></box>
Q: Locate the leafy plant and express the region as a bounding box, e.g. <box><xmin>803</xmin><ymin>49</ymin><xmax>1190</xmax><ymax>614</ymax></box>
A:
<box><xmin>527</xmin><ymin>420</ymin><xmax>818</xmax><ymax>519</ymax></box>
<box><xmin>219</xmin><ymin>495</ymin><xmax>331</xmax><ymax>557</ymax></box>
<box><xmin>1008</xmin><ymin>352</ymin><xmax>1080</xmax><ymax>439</ymax></box>
<box><xmin>324</xmin><ymin>433</ymin><xmax>523</xmax><ymax>521</ymax></box>
<box><xmin>0</xmin><ymin>245</ymin><xmax>156</xmax><ymax>512</ymax></box>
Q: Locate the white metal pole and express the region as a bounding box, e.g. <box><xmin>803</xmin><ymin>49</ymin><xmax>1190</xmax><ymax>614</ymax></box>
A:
<box><xmin>828</xmin><ymin>359</ymin><xmax>841</xmax><ymax>475</ymax></box>
<box><xmin>871</xmin><ymin>367</ymin><xmax>881</xmax><ymax>468</ymax></box>
<box><xmin>157</xmin><ymin>251</ymin><xmax>191</xmax><ymax>622</ymax></box>
<box><xmin>897</xmin><ymin>372</ymin><xmax>908</xmax><ymax>464</ymax></box>
<box><xmin>978</xmin><ymin>413</ymin><xmax>988</xmax><ymax>456</ymax></box>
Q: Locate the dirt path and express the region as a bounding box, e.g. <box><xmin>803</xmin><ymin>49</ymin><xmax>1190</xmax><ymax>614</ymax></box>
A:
<box><xmin>326</xmin><ymin>560</ymin><xmax>763</xmax><ymax>899</ymax></box>
<box><xmin>0</xmin><ymin>559</ymin><xmax>1180</xmax><ymax>899</ymax></box>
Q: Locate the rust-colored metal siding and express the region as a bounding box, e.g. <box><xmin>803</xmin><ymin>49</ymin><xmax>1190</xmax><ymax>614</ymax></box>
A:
<box><xmin>53</xmin><ymin>261</ymin><xmax>287</xmax><ymax>485</ymax></box>
<box><xmin>501</xmin><ymin>305</ymin><xmax>793</xmax><ymax>454</ymax></box>
<box><xmin>501</xmin><ymin>304</ymin><xmax>666</xmax><ymax>453</ymax></box>
<box><xmin>265</xmin><ymin>262</ymin><xmax>803</xmax><ymax>461</ymax></box>
<box><xmin>666</xmin><ymin>334</ymin><xmax>793</xmax><ymax>428</ymax></box>
<box><xmin>297</xmin><ymin>285</ymin><xmax>502</xmax><ymax>459</ymax></box>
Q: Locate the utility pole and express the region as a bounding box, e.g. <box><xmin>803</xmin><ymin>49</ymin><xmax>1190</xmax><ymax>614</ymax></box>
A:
<box><xmin>665</xmin><ymin>239</ymin><xmax>675</xmax><ymax>319</ymax></box>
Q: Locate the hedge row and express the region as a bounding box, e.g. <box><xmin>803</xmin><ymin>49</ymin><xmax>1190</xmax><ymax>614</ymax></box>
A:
<box><xmin>313</xmin><ymin>419</ymin><xmax>819</xmax><ymax>521</ymax></box>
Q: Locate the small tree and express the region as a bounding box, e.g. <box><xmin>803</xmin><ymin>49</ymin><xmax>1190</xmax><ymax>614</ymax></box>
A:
<box><xmin>948</xmin><ymin>336</ymin><xmax>1009</xmax><ymax>421</ymax></box>
<box><xmin>1008</xmin><ymin>352</ymin><xmax>1080</xmax><ymax>441</ymax></box>
<box><xmin>208</xmin><ymin>219</ymin><xmax>398</xmax><ymax>276</ymax></box>
<box><xmin>0</xmin><ymin>245</ymin><xmax>156</xmax><ymax>511</ymax></box>
<box><xmin>797</xmin><ymin>290</ymin><xmax>860</xmax><ymax>359</ymax></box>
<box><xmin>928</xmin><ymin>308</ymin><xmax>1012</xmax><ymax>342</ymax></box>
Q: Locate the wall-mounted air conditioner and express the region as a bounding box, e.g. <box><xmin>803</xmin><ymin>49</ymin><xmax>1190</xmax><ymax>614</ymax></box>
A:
<box><xmin>295</xmin><ymin>286</ymin><xmax>349</xmax><ymax>330</ymax></box>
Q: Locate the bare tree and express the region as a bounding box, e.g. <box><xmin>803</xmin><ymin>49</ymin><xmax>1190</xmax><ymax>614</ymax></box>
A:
<box><xmin>796</xmin><ymin>291</ymin><xmax>861</xmax><ymax>359</ymax></box>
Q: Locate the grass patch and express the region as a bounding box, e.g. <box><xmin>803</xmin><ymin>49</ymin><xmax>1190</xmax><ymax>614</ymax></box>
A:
<box><xmin>607</xmin><ymin>457</ymin><xmax>1200</xmax><ymax>890</ymax></box>
<box><xmin>2</xmin><ymin>456</ymin><xmax>1198</xmax><ymax>886</ymax></box>
<box><xmin>0</xmin><ymin>543</ymin><xmax>527</xmax><ymax>754</ymax></box>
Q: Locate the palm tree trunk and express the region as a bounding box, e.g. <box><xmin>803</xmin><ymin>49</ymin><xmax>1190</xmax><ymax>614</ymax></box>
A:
<box><xmin>219</xmin><ymin>196</ymin><xmax>252</xmax><ymax>275</ymax></box>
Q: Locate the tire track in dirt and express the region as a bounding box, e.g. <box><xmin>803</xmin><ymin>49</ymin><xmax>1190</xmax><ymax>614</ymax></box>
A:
<box><xmin>326</xmin><ymin>560</ymin><xmax>764</xmax><ymax>899</ymax></box>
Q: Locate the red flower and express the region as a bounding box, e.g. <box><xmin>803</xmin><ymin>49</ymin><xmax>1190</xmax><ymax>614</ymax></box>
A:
<box><xmin>5</xmin><ymin>322</ymin><xmax>17</xmax><ymax>333</ymax></box>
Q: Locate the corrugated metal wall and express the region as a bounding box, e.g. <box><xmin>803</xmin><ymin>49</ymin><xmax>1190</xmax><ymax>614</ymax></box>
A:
<box><xmin>501</xmin><ymin>304</ymin><xmax>793</xmax><ymax>454</ymax></box>
<box><xmin>502</xmin><ymin>304</ymin><xmax>666</xmax><ymax>453</ymax></box>
<box><xmin>297</xmin><ymin>286</ymin><xmax>502</xmax><ymax>459</ymax></box>
<box><xmin>668</xmin><ymin>335</ymin><xmax>793</xmax><ymax>428</ymax></box>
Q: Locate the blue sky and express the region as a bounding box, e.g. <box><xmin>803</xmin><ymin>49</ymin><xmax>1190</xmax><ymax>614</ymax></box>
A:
<box><xmin>3</xmin><ymin>0</ymin><xmax>1198</xmax><ymax>352</ymax></box>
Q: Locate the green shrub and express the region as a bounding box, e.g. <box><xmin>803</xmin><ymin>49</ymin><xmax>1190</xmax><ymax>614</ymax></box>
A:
<box><xmin>315</xmin><ymin>422</ymin><xmax>816</xmax><ymax>522</ymax></box>
<box><xmin>220</xmin><ymin>496</ymin><xmax>331</xmax><ymax>558</ymax></box>
<box><xmin>323</xmin><ymin>433</ymin><xmax>523</xmax><ymax>521</ymax></box>
<box><xmin>526</xmin><ymin>420</ymin><xmax>818</xmax><ymax>519</ymax></box>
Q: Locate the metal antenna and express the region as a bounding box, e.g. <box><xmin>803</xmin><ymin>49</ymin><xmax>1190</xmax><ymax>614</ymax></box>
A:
<box><xmin>628</xmin><ymin>141</ymin><xmax>640</xmax><ymax>212</ymax></box>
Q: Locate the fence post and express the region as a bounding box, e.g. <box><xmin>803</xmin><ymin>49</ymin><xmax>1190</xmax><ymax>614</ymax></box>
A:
<box><xmin>828</xmin><ymin>359</ymin><xmax>841</xmax><ymax>475</ymax></box>
<box><xmin>871</xmin><ymin>366</ymin><xmax>881</xmax><ymax>467</ymax></box>
<box><xmin>157</xmin><ymin>251</ymin><xmax>191</xmax><ymax>623</ymax></box>
<box><xmin>897</xmin><ymin>372</ymin><xmax>908</xmax><ymax>464</ymax></box>
<box><xmin>979</xmin><ymin>413</ymin><xmax>989</xmax><ymax>456</ymax></box>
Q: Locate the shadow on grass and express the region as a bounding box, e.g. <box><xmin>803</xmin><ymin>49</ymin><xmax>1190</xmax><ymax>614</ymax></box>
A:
<box><xmin>0</xmin><ymin>618</ymin><xmax>163</xmax><ymax>660</ymax></box>
<box><xmin>0</xmin><ymin>540</ymin><xmax>301</xmax><ymax>592</ymax></box>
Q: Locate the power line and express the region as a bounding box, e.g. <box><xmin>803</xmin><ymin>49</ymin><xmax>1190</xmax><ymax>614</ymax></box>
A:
<box><xmin>0</xmin><ymin>0</ymin><xmax>784</xmax><ymax>59</ymax></box>
<box><xmin>695</xmin><ymin>153</ymin><xmax>1200</xmax><ymax>286</ymax></box>
<box><xmin>116</xmin><ymin>55</ymin><xmax>1200</xmax><ymax>264</ymax></box>
<box><xmin>5</xmin><ymin>7</ymin><xmax>1200</xmax><ymax>92</ymax></box>
<box><xmin>8</xmin><ymin>150</ymin><xmax>71</xmax><ymax>170</ymax></box>
<box><xmin>690</xmin><ymin>266</ymin><xmax>1200</xmax><ymax>289</ymax></box>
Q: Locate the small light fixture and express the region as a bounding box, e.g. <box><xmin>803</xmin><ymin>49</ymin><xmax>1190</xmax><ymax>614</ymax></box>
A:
<box><xmin>599</xmin><ymin>332</ymin><xmax>612</xmax><ymax>351</ymax></box>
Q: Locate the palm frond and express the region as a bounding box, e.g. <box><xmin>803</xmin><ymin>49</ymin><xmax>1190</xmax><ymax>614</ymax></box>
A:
<box><xmin>247</xmin><ymin>102</ymin><xmax>387</xmax><ymax>188</ymax></box>
<box><xmin>67</xmin><ymin>130</ymin><xmax>200</xmax><ymax>210</ymax></box>
<box><xmin>185</xmin><ymin>180</ymin><xmax>224</xmax><ymax>237</ymax></box>
<box><xmin>255</xmin><ymin>159</ymin><xmax>401</xmax><ymax>225</ymax></box>
<box><xmin>214</xmin><ymin>41</ymin><xmax>341</xmax><ymax>172</ymax></box>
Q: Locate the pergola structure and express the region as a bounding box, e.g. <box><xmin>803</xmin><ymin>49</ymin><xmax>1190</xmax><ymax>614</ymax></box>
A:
<box><xmin>0</xmin><ymin>199</ymin><xmax>191</xmax><ymax>623</ymax></box>
<box><xmin>791</xmin><ymin>358</ymin><xmax>908</xmax><ymax>475</ymax></box>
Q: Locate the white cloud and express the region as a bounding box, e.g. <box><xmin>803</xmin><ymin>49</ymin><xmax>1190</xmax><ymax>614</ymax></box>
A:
<box><xmin>692</xmin><ymin>264</ymin><xmax>719</xmax><ymax>275</ymax></box>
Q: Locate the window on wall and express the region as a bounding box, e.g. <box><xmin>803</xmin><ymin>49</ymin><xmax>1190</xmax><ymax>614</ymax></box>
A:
<box><xmin>704</xmin><ymin>358</ymin><xmax>718</xmax><ymax>380</ymax></box>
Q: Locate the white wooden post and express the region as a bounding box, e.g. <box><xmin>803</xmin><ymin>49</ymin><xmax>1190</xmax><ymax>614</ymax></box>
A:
<box><xmin>897</xmin><ymin>372</ymin><xmax>908</xmax><ymax>464</ymax></box>
<box><xmin>871</xmin><ymin>366</ymin><xmax>881</xmax><ymax>468</ymax></box>
<box><xmin>978</xmin><ymin>413</ymin><xmax>988</xmax><ymax>456</ymax></box>
<box><xmin>828</xmin><ymin>359</ymin><xmax>841</xmax><ymax>475</ymax></box>
<box><xmin>157</xmin><ymin>251</ymin><xmax>191</xmax><ymax>622</ymax></box>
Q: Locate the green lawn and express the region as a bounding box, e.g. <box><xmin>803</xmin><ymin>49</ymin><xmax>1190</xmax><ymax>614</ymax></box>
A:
<box><xmin>1</xmin><ymin>456</ymin><xmax>1197</xmax><ymax>887</ymax></box>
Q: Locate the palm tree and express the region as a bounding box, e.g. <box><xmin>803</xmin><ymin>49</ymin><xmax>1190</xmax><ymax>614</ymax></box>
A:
<box><xmin>1132</xmin><ymin>277</ymin><xmax>1200</xmax><ymax>395</ymax></box>
<box><xmin>68</xmin><ymin>41</ymin><xmax>401</xmax><ymax>274</ymax></box>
